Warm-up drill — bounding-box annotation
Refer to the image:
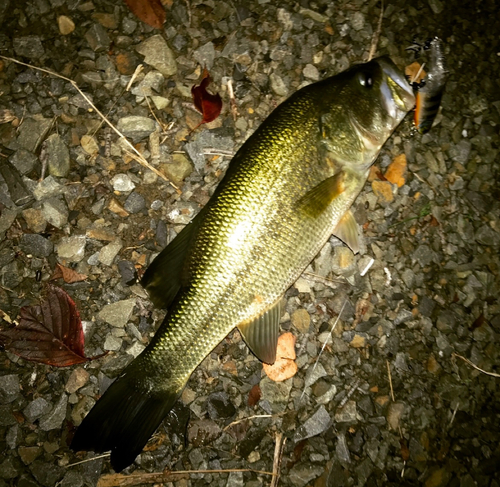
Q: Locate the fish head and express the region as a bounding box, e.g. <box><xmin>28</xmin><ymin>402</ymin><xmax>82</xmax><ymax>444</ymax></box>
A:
<box><xmin>318</xmin><ymin>56</ymin><xmax>415</xmax><ymax>173</ymax></box>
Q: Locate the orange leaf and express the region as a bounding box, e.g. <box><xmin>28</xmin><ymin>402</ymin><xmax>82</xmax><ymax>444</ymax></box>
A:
<box><xmin>123</xmin><ymin>0</ymin><xmax>165</xmax><ymax>29</ymax></box>
<box><xmin>263</xmin><ymin>332</ymin><xmax>298</xmax><ymax>382</ymax></box>
<box><xmin>384</xmin><ymin>154</ymin><xmax>407</xmax><ymax>188</ymax></box>
<box><xmin>191</xmin><ymin>68</ymin><xmax>223</xmax><ymax>129</ymax></box>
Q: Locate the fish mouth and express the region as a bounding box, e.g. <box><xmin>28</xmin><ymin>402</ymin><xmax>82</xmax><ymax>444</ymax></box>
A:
<box><xmin>378</xmin><ymin>57</ymin><xmax>416</xmax><ymax>119</ymax></box>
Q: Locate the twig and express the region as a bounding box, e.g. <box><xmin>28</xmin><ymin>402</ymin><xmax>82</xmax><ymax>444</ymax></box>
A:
<box><xmin>96</xmin><ymin>468</ymin><xmax>275</xmax><ymax>487</ymax></box>
<box><xmin>367</xmin><ymin>0</ymin><xmax>384</xmax><ymax>61</ymax></box>
<box><xmin>203</xmin><ymin>148</ymin><xmax>234</xmax><ymax>157</ymax></box>
<box><xmin>300</xmin><ymin>299</ymin><xmax>346</xmax><ymax>400</ymax></box>
<box><xmin>452</xmin><ymin>352</ymin><xmax>500</xmax><ymax>378</ymax></box>
<box><xmin>227</xmin><ymin>78</ymin><xmax>238</xmax><ymax>121</ymax></box>
<box><xmin>410</xmin><ymin>62</ymin><xmax>426</xmax><ymax>84</ymax></box>
<box><xmin>360</xmin><ymin>257</ymin><xmax>374</xmax><ymax>276</ymax></box>
<box><xmin>449</xmin><ymin>401</ymin><xmax>459</xmax><ymax>427</ymax></box>
<box><xmin>270</xmin><ymin>432</ymin><xmax>286</xmax><ymax>487</ymax></box>
<box><xmin>66</xmin><ymin>453</ymin><xmax>110</xmax><ymax>467</ymax></box>
<box><xmin>302</xmin><ymin>272</ymin><xmax>344</xmax><ymax>288</ymax></box>
<box><xmin>0</xmin><ymin>55</ymin><xmax>177</xmax><ymax>190</ymax></box>
<box><xmin>387</xmin><ymin>359</ymin><xmax>395</xmax><ymax>401</ymax></box>
<box><xmin>125</xmin><ymin>64</ymin><xmax>144</xmax><ymax>92</ymax></box>
<box><xmin>384</xmin><ymin>267</ymin><xmax>392</xmax><ymax>286</ymax></box>
<box><xmin>223</xmin><ymin>414</ymin><xmax>274</xmax><ymax>431</ymax></box>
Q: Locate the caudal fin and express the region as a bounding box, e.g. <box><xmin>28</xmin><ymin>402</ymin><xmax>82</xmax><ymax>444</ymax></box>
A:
<box><xmin>71</xmin><ymin>358</ymin><xmax>180</xmax><ymax>472</ymax></box>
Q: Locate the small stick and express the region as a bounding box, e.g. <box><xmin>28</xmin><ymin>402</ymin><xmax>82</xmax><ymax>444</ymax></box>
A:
<box><xmin>223</xmin><ymin>414</ymin><xmax>274</xmax><ymax>431</ymax></box>
<box><xmin>302</xmin><ymin>272</ymin><xmax>344</xmax><ymax>288</ymax></box>
<box><xmin>125</xmin><ymin>64</ymin><xmax>144</xmax><ymax>92</ymax></box>
<box><xmin>270</xmin><ymin>432</ymin><xmax>286</xmax><ymax>487</ymax></box>
<box><xmin>384</xmin><ymin>267</ymin><xmax>392</xmax><ymax>286</ymax></box>
<box><xmin>360</xmin><ymin>257</ymin><xmax>374</xmax><ymax>277</ymax></box>
<box><xmin>411</xmin><ymin>62</ymin><xmax>426</xmax><ymax>84</ymax></box>
<box><xmin>96</xmin><ymin>468</ymin><xmax>275</xmax><ymax>487</ymax></box>
<box><xmin>367</xmin><ymin>0</ymin><xmax>384</xmax><ymax>61</ymax></box>
<box><xmin>227</xmin><ymin>78</ymin><xmax>238</xmax><ymax>121</ymax></box>
<box><xmin>452</xmin><ymin>352</ymin><xmax>500</xmax><ymax>378</ymax></box>
<box><xmin>144</xmin><ymin>96</ymin><xmax>162</xmax><ymax>129</ymax></box>
<box><xmin>203</xmin><ymin>148</ymin><xmax>234</xmax><ymax>157</ymax></box>
<box><xmin>0</xmin><ymin>55</ymin><xmax>176</xmax><ymax>189</ymax></box>
<box><xmin>387</xmin><ymin>359</ymin><xmax>395</xmax><ymax>401</ymax></box>
<box><xmin>449</xmin><ymin>401</ymin><xmax>459</xmax><ymax>427</ymax></box>
<box><xmin>66</xmin><ymin>453</ymin><xmax>110</xmax><ymax>467</ymax></box>
<box><xmin>300</xmin><ymin>299</ymin><xmax>347</xmax><ymax>400</ymax></box>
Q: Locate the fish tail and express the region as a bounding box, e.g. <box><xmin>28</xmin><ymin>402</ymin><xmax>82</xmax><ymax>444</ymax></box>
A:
<box><xmin>71</xmin><ymin>355</ymin><xmax>182</xmax><ymax>472</ymax></box>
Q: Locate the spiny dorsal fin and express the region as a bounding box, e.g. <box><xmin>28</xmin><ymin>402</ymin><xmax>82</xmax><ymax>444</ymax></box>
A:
<box><xmin>141</xmin><ymin>207</ymin><xmax>207</xmax><ymax>309</ymax></box>
<box><xmin>333</xmin><ymin>209</ymin><xmax>360</xmax><ymax>254</ymax></box>
<box><xmin>237</xmin><ymin>298</ymin><xmax>282</xmax><ymax>365</ymax></box>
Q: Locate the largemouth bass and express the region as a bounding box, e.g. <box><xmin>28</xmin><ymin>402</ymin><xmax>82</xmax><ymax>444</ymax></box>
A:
<box><xmin>72</xmin><ymin>57</ymin><xmax>415</xmax><ymax>471</ymax></box>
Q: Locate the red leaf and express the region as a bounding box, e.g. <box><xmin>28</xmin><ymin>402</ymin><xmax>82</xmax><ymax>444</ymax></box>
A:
<box><xmin>123</xmin><ymin>0</ymin><xmax>165</xmax><ymax>29</ymax></box>
<box><xmin>191</xmin><ymin>69</ymin><xmax>223</xmax><ymax>128</ymax></box>
<box><xmin>0</xmin><ymin>285</ymin><xmax>103</xmax><ymax>367</ymax></box>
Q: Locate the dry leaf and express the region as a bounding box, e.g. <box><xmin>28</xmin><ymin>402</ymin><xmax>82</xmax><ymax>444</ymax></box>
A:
<box><xmin>384</xmin><ymin>154</ymin><xmax>407</xmax><ymax>188</ymax></box>
<box><xmin>263</xmin><ymin>332</ymin><xmax>298</xmax><ymax>382</ymax></box>
<box><xmin>248</xmin><ymin>384</ymin><xmax>261</xmax><ymax>407</ymax></box>
<box><xmin>123</xmin><ymin>0</ymin><xmax>166</xmax><ymax>29</ymax></box>
<box><xmin>50</xmin><ymin>263</ymin><xmax>88</xmax><ymax>284</ymax></box>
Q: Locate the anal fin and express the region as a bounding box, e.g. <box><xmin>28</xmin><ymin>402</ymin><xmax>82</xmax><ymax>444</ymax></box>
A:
<box><xmin>237</xmin><ymin>298</ymin><xmax>283</xmax><ymax>365</ymax></box>
<box><xmin>333</xmin><ymin>209</ymin><xmax>360</xmax><ymax>254</ymax></box>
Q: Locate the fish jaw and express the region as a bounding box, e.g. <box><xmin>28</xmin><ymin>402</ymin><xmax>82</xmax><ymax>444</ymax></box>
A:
<box><xmin>378</xmin><ymin>56</ymin><xmax>416</xmax><ymax>122</ymax></box>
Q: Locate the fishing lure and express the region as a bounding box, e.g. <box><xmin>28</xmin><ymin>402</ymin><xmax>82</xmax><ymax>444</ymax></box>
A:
<box><xmin>412</xmin><ymin>37</ymin><xmax>448</xmax><ymax>134</ymax></box>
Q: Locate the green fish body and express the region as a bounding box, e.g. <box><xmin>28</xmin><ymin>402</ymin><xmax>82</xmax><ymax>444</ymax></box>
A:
<box><xmin>72</xmin><ymin>57</ymin><xmax>415</xmax><ymax>471</ymax></box>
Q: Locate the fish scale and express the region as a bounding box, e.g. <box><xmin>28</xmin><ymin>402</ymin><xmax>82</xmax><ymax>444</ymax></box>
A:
<box><xmin>72</xmin><ymin>56</ymin><xmax>415</xmax><ymax>471</ymax></box>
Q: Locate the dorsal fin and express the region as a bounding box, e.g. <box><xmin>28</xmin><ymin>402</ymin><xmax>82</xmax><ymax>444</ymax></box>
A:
<box><xmin>141</xmin><ymin>207</ymin><xmax>207</xmax><ymax>309</ymax></box>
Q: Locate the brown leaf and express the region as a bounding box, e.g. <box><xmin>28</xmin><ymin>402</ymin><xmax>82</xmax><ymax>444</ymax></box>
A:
<box><xmin>262</xmin><ymin>332</ymin><xmax>298</xmax><ymax>382</ymax></box>
<box><xmin>50</xmin><ymin>263</ymin><xmax>88</xmax><ymax>284</ymax></box>
<box><xmin>123</xmin><ymin>0</ymin><xmax>165</xmax><ymax>29</ymax></box>
<box><xmin>400</xmin><ymin>437</ymin><xmax>410</xmax><ymax>461</ymax></box>
<box><xmin>0</xmin><ymin>285</ymin><xmax>104</xmax><ymax>367</ymax></box>
<box><xmin>248</xmin><ymin>384</ymin><xmax>261</xmax><ymax>407</ymax></box>
<box><xmin>191</xmin><ymin>68</ymin><xmax>223</xmax><ymax>130</ymax></box>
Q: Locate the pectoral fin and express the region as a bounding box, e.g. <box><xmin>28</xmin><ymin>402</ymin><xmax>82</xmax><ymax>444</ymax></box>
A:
<box><xmin>237</xmin><ymin>299</ymin><xmax>283</xmax><ymax>365</ymax></box>
<box><xmin>333</xmin><ymin>210</ymin><xmax>360</xmax><ymax>254</ymax></box>
<box><xmin>299</xmin><ymin>172</ymin><xmax>345</xmax><ymax>218</ymax></box>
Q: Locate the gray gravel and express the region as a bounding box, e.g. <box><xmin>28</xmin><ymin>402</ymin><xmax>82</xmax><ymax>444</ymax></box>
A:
<box><xmin>0</xmin><ymin>0</ymin><xmax>499</xmax><ymax>486</ymax></box>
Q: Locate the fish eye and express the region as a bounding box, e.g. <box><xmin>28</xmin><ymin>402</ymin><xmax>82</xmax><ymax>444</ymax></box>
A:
<box><xmin>358</xmin><ymin>71</ymin><xmax>374</xmax><ymax>88</ymax></box>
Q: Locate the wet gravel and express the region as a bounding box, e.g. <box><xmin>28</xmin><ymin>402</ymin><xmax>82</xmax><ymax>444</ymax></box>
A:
<box><xmin>1</xmin><ymin>0</ymin><xmax>500</xmax><ymax>486</ymax></box>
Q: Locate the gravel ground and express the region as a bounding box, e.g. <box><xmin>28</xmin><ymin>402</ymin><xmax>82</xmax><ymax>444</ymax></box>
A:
<box><xmin>0</xmin><ymin>0</ymin><xmax>499</xmax><ymax>486</ymax></box>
